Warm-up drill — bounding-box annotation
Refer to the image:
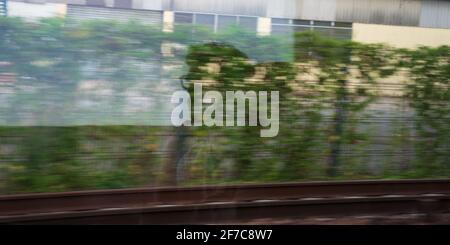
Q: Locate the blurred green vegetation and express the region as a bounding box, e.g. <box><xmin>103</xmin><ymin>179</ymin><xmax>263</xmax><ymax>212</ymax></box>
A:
<box><xmin>0</xmin><ymin>126</ymin><xmax>167</xmax><ymax>194</ymax></box>
<box><xmin>0</xmin><ymin>17</ymin><xmax>449</xmax><ymax>194</ymax></box>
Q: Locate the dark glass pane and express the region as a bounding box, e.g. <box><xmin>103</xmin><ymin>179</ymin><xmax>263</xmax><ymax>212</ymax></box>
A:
<box><xmin>86</xmin><ymin>0</ymin><xmax>105</xmax><ymax>6</ymax></box>
<box><xmin>313</xmin><ymin>20</ymin><xmax>332</xmax><ymax>27</ymax></box>
<box><xmin>218</xmin><ymin>15</ymin><xmax>237</xmax><ymax>31</ymax></box>
<box><xmin>114</xmin><ymin>0</ymin><xmax>132</xmax><ymax>9</ymax></box>
<box><xmin>334</xmin><ymin>22</ymin><xmax>353</xmax><ymax>28</ymax></box>
<box><xmin>238</xmin><ymin>16</ymin><xmax>257</xmax><ymax>32</ymax></box>
<box><xmin>312</xmin><ymin>27</ymin><xmax>352</xmax><ymax>40</ymax></box>
<box><xmin>195</xmin><ymin>14</ymin><xmax>215</xmax><ymax>30</ymax></box>
<box><xmin>174</xmin><ymin>13</ymin><xmax>193</xmax><ymax>24</ymax></box>
<box><xmin>272</xmin><ymin>18</ymin><xmax>290</xmax><ymax>24</ymax></box>
<box><xmin>293</xmin><ymin>19</ymin><xmax>311</xmax><ymax>26</ymax></box>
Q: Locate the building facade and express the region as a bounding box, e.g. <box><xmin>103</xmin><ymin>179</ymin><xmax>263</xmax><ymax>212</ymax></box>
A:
<box><xmin>6</xmin><ymin>0</ymin><xmax>450</xmax><ymax>47</ymax></box>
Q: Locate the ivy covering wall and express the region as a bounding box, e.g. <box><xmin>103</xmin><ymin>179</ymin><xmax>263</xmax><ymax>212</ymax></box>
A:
<box><xmin>0</xmin><ymin>17</ymin><xmax>448</xmax><ymax>194</ymax></box>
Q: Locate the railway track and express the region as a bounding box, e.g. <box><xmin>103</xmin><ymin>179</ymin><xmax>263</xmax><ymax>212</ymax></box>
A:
<box><xmin>1</xmin><ymin>179</ymin><xmax>450</xmax><ymax>224</ymax></box>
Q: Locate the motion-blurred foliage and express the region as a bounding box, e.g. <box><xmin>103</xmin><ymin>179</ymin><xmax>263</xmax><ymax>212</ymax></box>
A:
<box><xmin>0</xmin><ymin>17</ymin><xmax>448</xmax><ymax>194</ymax></box>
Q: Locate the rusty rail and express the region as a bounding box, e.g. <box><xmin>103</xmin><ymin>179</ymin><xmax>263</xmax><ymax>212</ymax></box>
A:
<box><xmin>2</xmin><ymin>194</ymin><xmax>450</xmax><ymax>224</ymax></box>
<box><xmin>1</xmin><ymin>179</ymin><xmax>450</xmax><ymax>217</ymax></box>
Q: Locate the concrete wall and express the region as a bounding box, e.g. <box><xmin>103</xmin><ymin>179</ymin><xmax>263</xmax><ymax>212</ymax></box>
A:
<box><xmin>353</xmin><ymin>23</ymin><xmax>450</xmax><ymax>48</ymax></box>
